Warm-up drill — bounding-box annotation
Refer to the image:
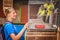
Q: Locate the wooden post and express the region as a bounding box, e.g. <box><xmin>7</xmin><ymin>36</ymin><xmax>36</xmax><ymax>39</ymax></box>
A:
<box><xmin>57</xmin><ymin>27</ymin><xmax>60</xmax><ymax>40</ymax></box>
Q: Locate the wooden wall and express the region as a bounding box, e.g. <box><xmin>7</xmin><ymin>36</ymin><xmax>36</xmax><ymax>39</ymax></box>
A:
<box><xmin>13</xmin><ymin>0</ymin><xmax>28</xmax><ymax>24</ymax></box>
<box><xmin>20</xmin><ymin>5</ymin><xmax>28</xmax><ymax>24</ymax></box>
<box><xmin>0</xmin><ymin>0</ymin><xmax>5</xmax><ymax>18</ymax></box>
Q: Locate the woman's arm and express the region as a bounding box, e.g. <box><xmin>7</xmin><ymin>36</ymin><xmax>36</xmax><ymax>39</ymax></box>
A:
<box><xmin>10</xmin><ymin>23</ymin><xmax>29</xmax><ymax>40</ymax></box>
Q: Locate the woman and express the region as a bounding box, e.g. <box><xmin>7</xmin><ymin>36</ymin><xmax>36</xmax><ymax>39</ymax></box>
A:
<box><xmin>4</xmin><ymin>7</ymin><xmax>29</xmax><ymax>40</ymax></box>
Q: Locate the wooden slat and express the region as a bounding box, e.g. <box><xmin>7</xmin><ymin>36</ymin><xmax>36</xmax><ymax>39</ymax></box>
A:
<box><xmin>26</xmin><ymin>32</ymin><xmax>56</xmax><ymax>35</ymax></box>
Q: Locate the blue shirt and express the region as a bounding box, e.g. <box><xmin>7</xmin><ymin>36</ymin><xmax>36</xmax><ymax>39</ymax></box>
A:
<box><xmin>4</xmin><ymin>22</ymin><xmax>25</xmax><ymax>40</ymax></box>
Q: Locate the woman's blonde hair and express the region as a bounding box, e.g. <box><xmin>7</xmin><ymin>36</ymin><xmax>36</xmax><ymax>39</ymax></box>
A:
<box><xmin>5</xmin><ymin>7</ymin><xmax>14</xmax><ymax>16</ymax></box>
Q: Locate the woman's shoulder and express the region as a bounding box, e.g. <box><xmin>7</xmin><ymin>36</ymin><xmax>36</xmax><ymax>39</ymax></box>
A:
<box><xmin>4</xmin><ymin>22</ymin><xmax>13</xmax><ymax>28</ymax></box>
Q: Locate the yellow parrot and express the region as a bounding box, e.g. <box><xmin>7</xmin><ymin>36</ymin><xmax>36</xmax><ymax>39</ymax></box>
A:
<box><xmin>37</xmin><ymin>9</ymin><xmax>45</xmax><ymax>17</ymax></box>
<box><xmin>45</xmin><ymin>3</ymin><xmax>54</xmax><ymax>21</ymax></box>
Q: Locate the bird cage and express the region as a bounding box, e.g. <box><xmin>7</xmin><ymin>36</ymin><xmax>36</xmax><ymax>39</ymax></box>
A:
<box><xmin>28</xmin><ymin>0</ymin><xmax>57</xmax><ymax>30</ymax></box>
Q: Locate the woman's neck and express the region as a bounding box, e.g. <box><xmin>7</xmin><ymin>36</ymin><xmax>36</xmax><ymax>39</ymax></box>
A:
<box><xmin>6</xmin><ymin>17</ymin><xmax>13</xmax><ymax>22</ymax></box>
